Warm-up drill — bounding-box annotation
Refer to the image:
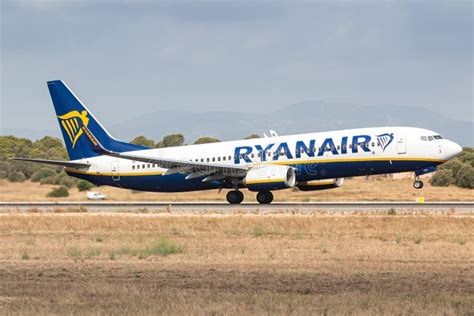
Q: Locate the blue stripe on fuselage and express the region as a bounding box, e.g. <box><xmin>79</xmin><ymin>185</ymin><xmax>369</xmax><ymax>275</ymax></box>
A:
<box><xmin>66</xmin><ymin>159</ymin><xmax>441</xmax><ymax>193</ymax></box>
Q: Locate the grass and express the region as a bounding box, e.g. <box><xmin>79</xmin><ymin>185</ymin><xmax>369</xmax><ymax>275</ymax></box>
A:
<box><xmin>387</xmin><ymin>208</ymin><xmax>397</xmax><ymax>215</ymax></box>
<box><xmin>68</xmin><ymin>247</ymin><xmax>82</xmax><ymax>260</ymax></box>
<box><xmin>95</xmin><ymin>235</ymin><xmax>104</xmax><ymax>243</ymax></box>
<box><xmin>0</xmin><ymin>213</ymin><xmax>472</xmax><ymax>314</ymax></box>
<box><xmin>253</xmin><ymin>225</ymin><xmax>265</xmax><ymax>237</ymax></box>
<box><xmin>1</xmin><ymin>177</ymin><xmax>473</xmax><ymax>202</ymax></box>
<box><xmin>85</xmin><ymin>247</ymin><xmax>101</xmax><ymax>259</ymax></box>
<box><xmin>110</xmin><ymin>238</ymin><xmax>183</xmax><ymax>259</ymax></box>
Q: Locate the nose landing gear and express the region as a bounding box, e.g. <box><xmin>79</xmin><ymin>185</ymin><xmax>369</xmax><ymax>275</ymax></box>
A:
<box><xmin>226</xmin><ymin>190</ymin><xmax>244</xmax><ymax>204</ymax></box>
<box><xmin>413</xmin><ymin>176</ymin><xmax>424</xmax><ymax>189</ymax></box>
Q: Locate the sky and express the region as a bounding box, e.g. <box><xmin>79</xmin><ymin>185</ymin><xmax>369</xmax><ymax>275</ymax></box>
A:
<box><xmin>1</xmin><ymin>0</ymin><xmax>473</xmax><ymax>133</ymax></box>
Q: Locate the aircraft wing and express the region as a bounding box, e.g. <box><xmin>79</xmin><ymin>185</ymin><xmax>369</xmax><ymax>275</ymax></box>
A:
<box><xmin>83</xmin><ymin>126</ymin><xmax>248</xmax><ymax>179</ymax></box>
<box><xmin>112</xmin><ymin>151</ymin><xmax>248</xmax><ymax>178</ymax></box>
<box><xmin>9</xmin><ymin>157</ymin><xmax>90</xmax><ymax>168</ymax></box>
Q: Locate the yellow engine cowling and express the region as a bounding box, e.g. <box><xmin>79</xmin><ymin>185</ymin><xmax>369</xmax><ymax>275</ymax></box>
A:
<box><xmin>244</xmin><ymin>165</ymin><xmax>296</xmax><ymax>192</ymax></box>
<box><xmin>297</xmin><ymin>178</ymin><xmax>344</xmax><ymax>191</ymax></box>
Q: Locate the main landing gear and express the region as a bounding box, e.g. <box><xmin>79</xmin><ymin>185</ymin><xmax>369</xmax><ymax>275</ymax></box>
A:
<box><xmin>225</xmin><ymin>190</ymin><xmax>274</xmax><ymax>204</ymax></box>
<box><xmin>256</xmin><ymin>191</ymin><xmax>273</xmax><ymax>204</ymax></box>
<box><xmin>413</xmin><ymin>176</ymin><xmax>424</xmax><ymax>189</ymax></box>
<box><xmin>226</xmin><ymin>190</ymin><xmax>244</xmax><ymax>204</ymax></box>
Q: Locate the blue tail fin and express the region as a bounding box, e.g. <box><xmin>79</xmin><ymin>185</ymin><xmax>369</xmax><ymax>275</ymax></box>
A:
<box><xmin>47</xmin><ymin>80</ymin><xmax>147</xmax><ymax>160</ymax></box>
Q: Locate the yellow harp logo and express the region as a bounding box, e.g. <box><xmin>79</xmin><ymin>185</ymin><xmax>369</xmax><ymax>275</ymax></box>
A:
<box><xmin>58</xmin><ymin>110</ymin><xmax>90</xmax><ymax>148</ymax></box>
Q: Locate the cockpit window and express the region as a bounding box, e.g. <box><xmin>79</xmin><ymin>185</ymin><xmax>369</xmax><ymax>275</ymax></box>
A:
<box><xmin>433</xmin><ymin>135</ymin><xmax>443</xmax><ymax>139</ymax></box>
<box><xmin>428</xmin><ymin>136</ymin><xmax>434</xmax><ymax>141</ymax></box>
<box><xmin>421</xmin><ymin>136</ymin><xmax>427</xmax><ymax>141</ymax></box>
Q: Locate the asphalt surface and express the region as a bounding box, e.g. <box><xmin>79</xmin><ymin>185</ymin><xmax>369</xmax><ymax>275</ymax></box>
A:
<box><xmin>0</xmin><ymin>201</ymin><xmax>472</xmax><ymax>213</ymax></box>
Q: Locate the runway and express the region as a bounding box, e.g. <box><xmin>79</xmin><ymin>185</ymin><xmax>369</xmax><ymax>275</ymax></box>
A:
<box><xmin>0</xmin><ymin>201</ymin><xmax>472</xmax><ymax>213</ymax></box>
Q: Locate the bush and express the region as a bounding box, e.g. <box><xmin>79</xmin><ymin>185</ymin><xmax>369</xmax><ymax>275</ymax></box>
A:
<box><xmin>8</xmin><ymin>171</ymin><xmax>26</xmax><ymax>182</ymax></box>
<box><xmin>77</xmin><ymin>180</ymin><xmax>94</xmax><ymax>192</ymax></box>
<box><xmin>40</xmin><ymin>176</ymin><xmax>57</xmax><ymax>185</ymax></box>
<box><xmin>430</xmin><ymin>169</ymin><xmax>454</xmax><ymax>187</ymax></box>
<box><xmin>0</xmin><ymin>161</ymin><xmax>11</xmax><ymax>175</ymax></box>
<box><xmin>455</xmin><ymin>164</ymin><xmax>474</xmax><ymax>189</ymax></box>
<box><xmin>54</xmin><ymin>171</ymin><xmax>67</xmax><ymax>184</ymax></box>
<box><xmin>31</xmin><ymin>168</ymin><xmax>57</xmax><ymax>182</ymax></box>
<box><xmin>59</xmin><ymin>176</ymin><xmax>76</xmax><ymax>188</ymax></box>
<box><xmin>47</xmin><ymin>186</ymin><xmax>69</xmax><ymax>198</ymax></box>
<box><xmin>439</xmin><ymin>158</ymin><xmax>464</xmax><ymax>175</ymax></box>
<box><xmin>0</xmin><ymin>171</ymin><xmax>6</xmax><ymax>179</ymax></box>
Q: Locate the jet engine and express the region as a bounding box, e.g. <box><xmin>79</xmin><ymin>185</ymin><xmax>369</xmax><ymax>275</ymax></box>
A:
<box><xmin>244</xmin><ymin>165</ymin><xmax>296</xmax><ymax>192</ymax></box>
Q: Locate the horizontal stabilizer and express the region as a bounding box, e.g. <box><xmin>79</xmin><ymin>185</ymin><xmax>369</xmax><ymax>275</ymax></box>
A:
<box><xmin>9</xmin><ymin>157</ymin><xmax>90</xmax><ymax>169</ymax></box>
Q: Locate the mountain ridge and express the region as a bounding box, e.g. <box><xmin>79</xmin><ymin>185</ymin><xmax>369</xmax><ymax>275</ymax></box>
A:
<box><xmin>2</xmin><ymin>101</ymin><xmax>472</xmax><ymax>145</ymax></box>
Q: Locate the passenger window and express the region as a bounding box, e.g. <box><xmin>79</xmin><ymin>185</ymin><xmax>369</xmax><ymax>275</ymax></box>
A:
<box><xmin>212</xmin><ymin>157</ymin><xmax>215</xmax><ymax>162</ymax></box>
<box><xmin>218</xmin><ymin>157</ymin><xmax>221</xmax><ymax>161</ymax></box>
<box><xmin>207</xmin><ymin>158</ymin><xmax>210</xmax><ymax>162</ymax></box>
<box><xmin>132</xmin><ymin>165</ymin><xmax>135</xmax><ymax>170</ymax></box>
<box><xmin>371</xmin><ymin>142</ymin><xmax>375</xmax><ymax>147</ymax></box>
<box><xmin>349</xmin><ymin>144</ymin><xmax>352</xmax><ymax>149</ymax></box>
<box><xmin>251</xmin><ymin>153</ymin><xmax>254</xmax><ymax>158</ymax></box>
<box><xmin>137</xmin><ymin>165</ymin><xmax>140</xmax><ymax>169</ymax></box>
<box><xmin>228</xmin><ymin>156</ymin><xmax>232</xmax><ymax>160</ymax></box>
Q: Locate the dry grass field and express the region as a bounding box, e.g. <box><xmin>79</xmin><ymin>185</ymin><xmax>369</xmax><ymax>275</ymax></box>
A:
<box><xmin>0</xmin><ymin>213</ymin><xmax>472</xmax><ymax>315</ymax></box>
<box><xmin>1</xmin><ymin>177</ymin><xmax>473</xmax><ymax>202</ymax></box>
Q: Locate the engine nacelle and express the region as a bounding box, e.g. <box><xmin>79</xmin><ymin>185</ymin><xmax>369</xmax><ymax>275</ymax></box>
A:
<box><xmin>297</xmin><ymin>178</ymin><xmax>344</xmax><ymax>191</ymax></box>
<box><xmin>244</xmin><ymin>165</ymin><xmax>296</xmax><ymax>192</ymax></box>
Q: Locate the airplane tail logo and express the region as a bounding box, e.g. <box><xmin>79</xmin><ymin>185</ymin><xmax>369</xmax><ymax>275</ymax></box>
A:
<box><xmin>58</xmin><ymin>110</ymin><xmax>90</xmax><ymax>148</ymax></box>
<box><xmin>376</xmin><ymin>133</ymin><xmax>394</xmax><ymax>151</ymax></box>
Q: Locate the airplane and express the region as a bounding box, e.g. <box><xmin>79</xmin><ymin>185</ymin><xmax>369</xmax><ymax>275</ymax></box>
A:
<box><xmin>11</xmin><ymin>80</ymin><xmax>463</xmax><ymax>204</ymax></box>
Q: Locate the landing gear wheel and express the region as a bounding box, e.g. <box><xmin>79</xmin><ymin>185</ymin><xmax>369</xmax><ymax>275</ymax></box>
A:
<box><xmin>413</xmin><ymin>180</ymin><xmax>424</xmax><ymax>189</ymax></box>
<box><xmin>257</xmin><ymin>191</ymin><xmax>274</xmax><ymax>204</ymax></box>
<box><xmin>226</xmin><ymin>190</ymin><xmax>244</xmax><ymax>204</ymax></box>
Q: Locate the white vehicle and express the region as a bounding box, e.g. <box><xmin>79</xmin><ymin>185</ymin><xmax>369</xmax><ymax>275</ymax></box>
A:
<box><xmin>86</xmin><ymin>191</ymin><xmax>106</xmax><ymax>200</ymax></box>
<box><xmin>12</xmin><ymin>80</ymin><xmax>462</xmax><ymax>204</ymax></box>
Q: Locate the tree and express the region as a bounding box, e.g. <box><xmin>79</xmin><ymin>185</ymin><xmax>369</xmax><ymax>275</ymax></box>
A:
<box><xmin>244</xmin><ymin>134</ymin><xmax>261</xmax><ymax>139</ymax></box>
<box><xmin>439</xmin><ymin>158</ymin><xmax>464</xmax><ymax>176</ymax></box>
<box><xmin>130</xmin><ymin>136</ymin><xmax>155</xmax><ymax>148</ymax></box>
<box><xmin>455</xmin><ymin>164</ymin><xmax>474</xmax><ymax>189</ymax></box>
<box><xmin>156</xmin><ymin>134</ymin><xmax>185</xmax><ymax>148</ymax></box>
<box><xmin>193</xmin><ymin>137</ymin><xmax>221</xmax><ymax>144</ymax></box>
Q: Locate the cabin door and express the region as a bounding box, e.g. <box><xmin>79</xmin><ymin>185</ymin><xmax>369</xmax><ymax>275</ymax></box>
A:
<box><xmin>397</xmin><ymin>137</ymin><xmax>407</xmax><ymax>154</ymax></box>
<box><xmin>111</xmin><ymin>160</ymin><xmax>120</xmax><ymax>181</ymax></box>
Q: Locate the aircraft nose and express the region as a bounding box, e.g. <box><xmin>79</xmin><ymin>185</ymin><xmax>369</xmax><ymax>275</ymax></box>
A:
<box><xmin>444</xmin><ymin>140</ymin><xmax>462</xmax><ymax>159</ymax></box>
